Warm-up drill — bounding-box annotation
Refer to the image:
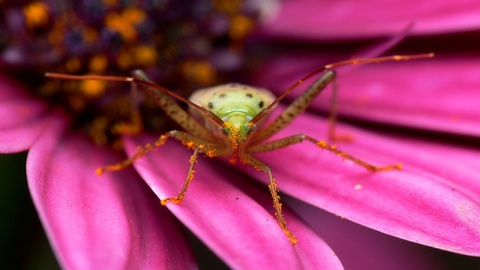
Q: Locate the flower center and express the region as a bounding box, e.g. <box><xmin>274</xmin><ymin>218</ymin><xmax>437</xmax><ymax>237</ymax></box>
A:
<box><xmin>1</xmin><ymin>0</ymin><xmax>267</xmax><ymax>148</ymax></box>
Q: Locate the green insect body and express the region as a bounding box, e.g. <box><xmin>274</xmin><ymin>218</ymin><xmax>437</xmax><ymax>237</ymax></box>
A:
<box><xmin>189</xmin><ymin>83</ymin><xmax>276</xmax><ymax>145</ymax></box>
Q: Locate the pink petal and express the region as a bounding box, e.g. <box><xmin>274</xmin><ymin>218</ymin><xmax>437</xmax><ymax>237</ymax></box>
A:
<box><xmin>0</xmin><ymin>74</ymin><xmax>50</xmax><ymax>152</ymax></box>
<box><xmin>27</xmin><ymin>114</ymin><xmax>195</xmax><ymax>269</ymax></box>
<box><xmin>124</xmin><ymin>135</ymin><xmax>343</xmax><ymax>269</ymax></box>
<box><xmin>256</xmin><ymin>55</ymin><xmax>480</xmax><ymax>137</ymax></box>
<box><xmin>288</xmin><ymin>199</ymin><xmax>468</xmax><ymax>270</ymax></box>
<box><xmin>248</xmin><ymin>110</ymin><xmax>480</xmax><ymax>255</ymax></box>
<box><xmin>262</xmin><ymin>0</ymin><xmax>480</xmax><ymax>39</ymax></box>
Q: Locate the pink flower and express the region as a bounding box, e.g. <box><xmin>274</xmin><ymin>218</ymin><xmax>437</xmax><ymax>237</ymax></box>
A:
<box><xmin>2</xmin><ymin>0</ymin><xmax>480</xmax><ymax>268</ymax></box>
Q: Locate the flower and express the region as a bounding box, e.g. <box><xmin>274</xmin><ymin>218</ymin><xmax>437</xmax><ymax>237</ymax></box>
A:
<box><xmin>1</xmin><ymin>0</ymin><xmax>480</xmax><ymax>269</ymax></box>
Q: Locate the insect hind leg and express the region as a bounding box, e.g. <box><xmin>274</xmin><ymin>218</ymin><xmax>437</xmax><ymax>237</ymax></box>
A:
<box><xmin>248</xmin><ymin>134</ymin><xmax>401</xmax><ymax>172</ymax></box>
<box><xmin>313</xmin><ymin>138</ymin><xmax>402</xmax><ymax>171</ymax></box>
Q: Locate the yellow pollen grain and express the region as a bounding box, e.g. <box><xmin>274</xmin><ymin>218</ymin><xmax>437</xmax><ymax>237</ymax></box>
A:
<box><xmin>23</xmin><ymin>1</ymin><xmax>49</xmax><ymax>29</ymax></box>
<box><xmin>182</xmin><ymin>140</ymin><xmax>195</xmax><ymax>149</ymax></box>
<box><xmin>81</xmin><ymin>80</ymin><xmax>107</xmax><ymax>98</ymax></box>
<box><xmin>105</xmin><ymin>12</ymin><xmax>136</xmax><ymax>41</ymax></box>
<box><xmin>155</xmin><ymin>140</ymin><xmax>166</xmax><ymax>147</ymax></box>
<box><xmin>317</xmin><ymin>140</ymin><xmax>327</xmax><ymax>147</ymax></box>
<box><xmin>65</xmin><ymin>58</ymin><xmax>81</xmax><ymax>72</ymax></box>
<box><xmin>123</xmin><ymin>7</ymin><xmax>146</xmax><ymax>25</ymax></box>
<box><xmin>229</xmin><ymin>15</ymin><xmax>253</xmax><ymax>40</ymax></box>
<box><xmin>206</xmin><ymin>150</ymin><xmax>216</xmax><ymax>157</ymax></box>
<box><xmin>116</xmin><ymin>50</ymin><xmax>132</xmax><ymax>70</ymax></box>
<box><xmin>182</xmin><ymin>60</ymin><xmax>216</xmax><ymax>86</ymax></box>
<box><xmin>134</xmin><ymin>46</ymin><xmax>158</xmax><ymax>67</ymax></box>
<box><xmin>89</xmin><ymin>54</ymin><xmax>108</xmax><ymax>73</ymax></box>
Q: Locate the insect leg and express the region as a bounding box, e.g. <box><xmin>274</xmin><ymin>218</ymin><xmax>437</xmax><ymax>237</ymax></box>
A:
<box><xmin>251</xmin><ymin>71</ymin><xmax>336</xmax><ymax>143</ymax></box>
<box><xmin>327</xmin><ymin>77</ymin><xmax>354</xmax><ymax>142</ymax></box>
<box><xmin>248</xmin><ymin>134</ymin><xmax>401</xmax><ymax>172</ymax></box>
<box><xmin>241</xmin><ymin>154</ymin><xmax>297</xmax><ymax>244</ymax></box>
<box><xmin>131</xmin><ymin>70</ymin><xmax>215</xmax><ymax>142</ymax></box>
<box><xmin>161</xmin><ymin>146</ymin><xmax>200</xmax><ymax>205</ymax></box>
<box><xmin>96</xmin><ymin>130</ymin><xmax>217</xmax><ymax>175</ymax></box>
<box><xmin>111</xmin><ymin>74</ymin><xmax>143</xmax><ymax>135</ymax></box>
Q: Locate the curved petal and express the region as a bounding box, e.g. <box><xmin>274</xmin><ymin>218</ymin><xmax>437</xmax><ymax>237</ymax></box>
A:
<box><xmin>125</xmin><ymin>135</ymin><xmax>343</xmax><ymax>269</ymax></box>
<box><xmin>288</xmin><ymin>198</ymin><xmax>467</xmax><ymax>270</ymax></box>
<box><xmin>248</xmin><ymin>111</ymin><xmax>480</xmax><ymax>255</ymax></box>
<box><xmin>261</xmin><ymin>0</ymin><xmax>480</xmax><ymax>39</ymax></box>
<box><xmin>256</xmin><ymin>55</ymin><xmax>480</xmax><ymax>137</ymax></box>
<box><xmin>0</xmin><ymin>74</ymin><xmax>50</xmax><ymax>152</ymax></box>
<box><xmin>27</xmin><ymin>114</ymin><xmax>195</xmax><ymax>269</ymax></box>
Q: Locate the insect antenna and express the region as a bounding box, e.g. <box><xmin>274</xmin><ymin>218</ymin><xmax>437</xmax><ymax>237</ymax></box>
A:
<box><xmin>45</xmin><ymin>73</ymin><xmax>225</xmax><ymax>126</ymax></box>
<box><xmin>249</xmin><ymin>53</ymin><xmax>434</xmax><ymax>127</ymax></box>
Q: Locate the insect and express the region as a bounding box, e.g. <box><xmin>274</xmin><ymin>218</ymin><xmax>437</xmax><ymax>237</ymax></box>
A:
<box><xmin>46</xmin><ymin>52</ymin><xmax>433</xmax><ymax>244</ymax></box>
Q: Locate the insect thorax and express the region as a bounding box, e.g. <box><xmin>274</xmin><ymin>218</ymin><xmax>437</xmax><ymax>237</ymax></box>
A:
<box><xmin>189</xmin><ymin>83</ymin><xmax>276</xmax><ymax>143</ymax></box>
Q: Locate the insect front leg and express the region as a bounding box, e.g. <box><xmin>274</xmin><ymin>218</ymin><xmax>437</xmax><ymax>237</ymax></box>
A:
<box><xmin>97</xmin><ymin>130</ymin><xmax>216</xmax><ymax>174</ymax></box>
<box><xmin>157</xmin><ymin>132</ymin><xmax>227</xmax><ymax>205</ymax></box>
<box><xmin>161</xmin><ymin>146</ymin><xmax>200</xmax><ymax>205</ymax></box>
<box><xmin>241</xmin><ymin>154</ymin><xmax>297</xmax><ymax>244</ymax></box>
<box><xmin>251</xmin><ymin>70</ymin><xmax>336</xmax><ymax>144</ymax></box>
<box><xmin>131</xmin><ymin>70</ymin><xmax>214</xmax><ymax>142</ymax></box>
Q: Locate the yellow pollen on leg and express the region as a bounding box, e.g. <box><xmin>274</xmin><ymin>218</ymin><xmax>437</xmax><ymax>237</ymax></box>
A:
<box><xmin>181</xmin><ymin>140</ymin><xmax>196</xmax><ymax>150</ymax></box>
<box><xmin>316</xmin><ymin>140</ymin><xmax>327</xmax><ymax>147</ymax></box>
<box><xmin>205</xmin><ymin>150</ymin><xmax>217</xmax><ymax>158</ymax></box>
<box><xmin>155</xmin><ymin>136</ymin><xmax>168</xmax><ymax>147</ymax></box>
